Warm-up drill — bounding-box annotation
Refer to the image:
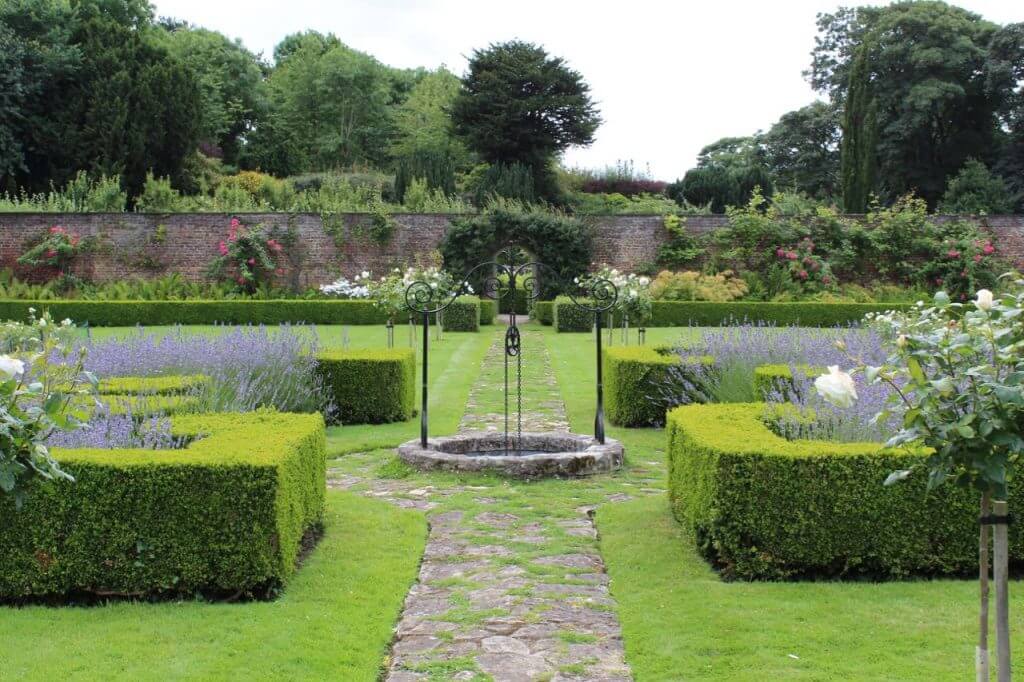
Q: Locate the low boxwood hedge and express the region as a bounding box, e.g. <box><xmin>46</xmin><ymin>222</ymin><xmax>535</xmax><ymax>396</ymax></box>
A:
<box><xmin>533</xmin><ymin>300</ymin><xmax>553</xmax><ymax>326</ymax></box>
<box><xmin>0</xmin><ymin>411</ymin><xmax>326</xmax><ymax>600</ymax></box>
<box><xmin>314</xmin><ymin>349</ymin><xmax>415</xmax><ymax>424</ymax></box>
<box><xmin>441</xmin><ymin>296</ymin><xmax>481</xmax><ymax>332</ymax></box>
<box><xmin>553</xmin><ymin>297</ymin><xmax>594</xmax><ymax>332</ymax></box>
<box><xmin>479</xmin><ymin>299</ymin><xmax>497</xmax><ymax>325</ymax></box>
<box><xmin>604</xmin><ymin>346</ymin><xmax>712</xmax><ymax>427</ymax></box>
<box><xmin>499</xmin><ymin>288</ymin><xmax>529</xmax><ymax>315</ymax></box>
<box><xmin>97</xmin><ymin>375</ymin><xmax>208</xmax><ymax>395</ymax></box>
<box><xmin>666</xmin><ymin>402</ymin><xmax>1024</xmax><ymax>580</ymax></box>
<box><xmin>648</xmin><ymin>301</ymin><xmax>912</xmax><ymax>327</ymax></box>
<box><xmin>751</xmin><ymin>364</ymin><xmax>820</xmax><ymax>400</ymax></box>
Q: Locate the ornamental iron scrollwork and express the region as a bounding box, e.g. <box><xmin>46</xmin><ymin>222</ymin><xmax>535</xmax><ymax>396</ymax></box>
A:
<box><xmin>405</xmin><ymin>246</ymin><xmax>617</xmax><ymax>449</ymax></box>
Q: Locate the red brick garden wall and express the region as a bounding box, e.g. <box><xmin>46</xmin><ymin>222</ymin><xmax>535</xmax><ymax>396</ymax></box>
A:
<box><xmin>0</xmin><ymin>212</ymin><xmax>1021</xmax><ymax>288</ymax></box>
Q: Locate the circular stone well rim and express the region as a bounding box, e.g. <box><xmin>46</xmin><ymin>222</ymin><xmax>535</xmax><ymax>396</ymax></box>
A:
<box><xmin>397</xmin><ymin>431</ymin><xmax>623</xmax><ymax>478</ymax></box>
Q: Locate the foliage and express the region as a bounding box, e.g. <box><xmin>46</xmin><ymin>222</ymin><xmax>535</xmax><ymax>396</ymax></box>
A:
<box><xmin>761</xmin><ymin>101</ymin><xmax>841</xmax><ymax>199</ymax></box>
<box><xmin>17</xmin><ymin>225</ymin><xmax>84</xmax><ymax>274</ymax></box>
<box><xmin>532</xmin><ymin>300</ymin><xmax>553</xmax><ymax>325</ymax></box>
<box><xmin>672</xmin><ymin>166</ymin><xmax>737</xmax><ymax>214</ymax></box>
<box><xmin>580</xmin><ymin>266</ymin><xmax>652</xmax><ymax>322</ymax></box>
<box><xmin>442</xmin><ymin>208</ymin><xmax>592</xmax><ymax>299</ymax></box>
<box><xmin>850</xmin><ymin>285</ymin><xmax>1024</xmax><ymax>501</ymax></box>
<box><xmin>440</xmin><ymin>296</ymin><xmax>481</xmax><ymax>332</ymax></box>
<box><xmin>0</xmin><ymin>310</ymin><xmax>95</xmax><ymax>506</ymax></box>
<box><xmin>0</xmin><ymin>0</ymin><xmax>202</xmax><ymax>197</ymax></box>
<box><xmin>552</xmin><ymin>296</ymin><xmax>598</xmax><ymax>332</ymax></box>
<box><xmin>666</xmin><ymin>402</ymin><xmax>1023</xmax><ymax>580</ymax></box>
<box><xmin>656</xmin><ymin>214</ymin><xmax>707</xmax><ymax>268</ymax></box>
<box><xmin>0</xmin><ymin>411</ymin><xmax>325</xmax><ymax>598</ymax></box>
<box><xmin>648</xmin><ymin>270</ymin><xmax>748</xmax><ymax>302</ymax></box>
<box><xmin>207</xmin><ymin>218</ymin><xmax>286</xmax><ymax>293</ymax></box>
<box><xmin>645</xmin><ymin>300</ymin><xmax>912</xmax><ymax>328</ymax></box>
<box><xmin>394</xmin><ymin>150</ymin><xmax>456</xmax><ymax>203</ymax></box>
<box><xmin>811</xmin><ymin>2</ymin><xmax>1007</xmax><ymax>207</ymax></box>
<box><xmin>574</xmin><ymin>160</ymin><xmax>667</xmax><ymax>196</ymax></box>
<box><xmin>314</xmin><ymin>349</ymin><xmax>415</xmax><ymax>424</ymax></box>
<box><xmin>939</xmin><ymin>159</ymin><xmax>1013</xmax><ymax>214</ymax></box>
<box><xmin>452</xmin><ymin>40</ymin><xmax>601</xmax><ymax>202</ymax></box>
<box><xmin>772</xmin><ymin>237</ymin><xmax>835</xmax><ymax>293</ymax></box>
<box><xmin>134</xmin><ymin>172</ymin><xmax>184</xmax><ymax>212</ymax></box>
<box><xmin>389</xmin><ymin>67</ymin><xmax>470</xmax><ymax>168</ymax></box>
<box><xmin>157</xmin><ymin>25</ymin><xmax>267</xmax><ymax>166</ymax></box>
<box><xmin>603</xmin><ymin>346</ymin><xmax>698</xmax><ymax>427</ymax></box>
<box><xmin>0</xmin><ymin>172</ymin><xmax>126</xmax><ymax>212</ymax></box>
<box><xmin>470</xmin><ymin>162</ymin><xmax>536</xmax><ymax>205</ymax></box>
<box><xmin>840</xmin><ymin>42</ymin><xmax>878</xmax><ymax>213</ymax></box>
<box><xmin>569</xmin><ymin>191</ymin><xmax>681</xmax><ymax>215</ymax></box>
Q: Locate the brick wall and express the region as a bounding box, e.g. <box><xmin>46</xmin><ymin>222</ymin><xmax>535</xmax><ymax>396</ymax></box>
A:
<box><xmin>0</xmin><ymin>212</ymin><xmax>1021</xmax><ymax>287</ymax></box>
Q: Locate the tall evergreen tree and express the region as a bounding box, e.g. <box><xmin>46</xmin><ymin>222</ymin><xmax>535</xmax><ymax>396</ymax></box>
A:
<box><xmin>841</xmin><ymin>43</ymin><xmax>877</xmax><ymax>213</ymax></box>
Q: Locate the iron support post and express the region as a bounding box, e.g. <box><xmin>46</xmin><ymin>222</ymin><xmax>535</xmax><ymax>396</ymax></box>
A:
<box><xmin>595</xmin><ymin>311</ymin><xmax>605</xmax><ymax>444</ymax></box>
<box><xmin>420</xmin><ymin>311</ymin><xmax>429</xmax><ymax>447</ymax></box>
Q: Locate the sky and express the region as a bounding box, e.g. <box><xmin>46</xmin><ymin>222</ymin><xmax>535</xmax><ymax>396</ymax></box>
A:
<box><xmin>152</xmin><ymin>0</ymin><xmax>1022</xmax><ymax>181</ymax></box>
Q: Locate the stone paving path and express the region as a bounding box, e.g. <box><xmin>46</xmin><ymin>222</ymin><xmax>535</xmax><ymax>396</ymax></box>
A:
<box><xmin>328</xmin><ymin>326</ymin><xmax>662</xmax><ymax>681</ymax></box>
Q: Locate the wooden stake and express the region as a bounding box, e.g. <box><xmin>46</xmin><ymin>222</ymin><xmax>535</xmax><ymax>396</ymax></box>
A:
<box><xmin>978</xmin><ymin>493</ymin><xmax>991</xmax><ymax>682</ymax></box>
<box><xmin>994</xmin><ymin>499</ymin><xmax>1011</xmax><ymax>682</ymax></box>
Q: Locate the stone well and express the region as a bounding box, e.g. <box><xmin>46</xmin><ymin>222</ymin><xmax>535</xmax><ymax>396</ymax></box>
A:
<box><xmin>397</xmin><ymin>431</ymin><xmax>623</xmax><ymax>478</ymax></box>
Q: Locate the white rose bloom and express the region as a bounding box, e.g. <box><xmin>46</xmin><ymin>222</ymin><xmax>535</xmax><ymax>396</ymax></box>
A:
<box><xmin>814</xmin><ymin>366</ymin><xmax>858</xmax><ymax>408</ymax></box>
<box><xmin>362</xmin><ymin>271</ymin><xmax>370</xmax><ymax>279</ymax></box>
<box><xmin>61</xmin><ymin>318</ymin><xmax>73</xmax><ymax>327</ymax></box>
<box><xmin>896</xmin><ymin>334</ymin><xmax>908</xmax><ymax>348</ymax></box>
<box><xmin>38</xmin><ymin>318</ymin><xmax>46</xmax><ymax>327</ymax></box>
<box><xmin>0</xmin><ymin>355</ymin><xmax>25</xmax><ymax>379</ymax></box>
<box><xmin>974</xmin><ymin>289</ymin><xmax>994</xmax><ymax>311</ymax></box>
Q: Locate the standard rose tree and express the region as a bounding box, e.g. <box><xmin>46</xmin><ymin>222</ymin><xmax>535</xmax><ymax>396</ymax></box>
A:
<box><xmin>817</xmin><ymin>283</ymin><xmax>1024</xmax><ymax>682</ymax></box>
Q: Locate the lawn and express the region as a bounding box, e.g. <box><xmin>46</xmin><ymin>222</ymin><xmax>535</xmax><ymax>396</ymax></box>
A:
<box><xmin>1</xmin><ymin>491</ymin><xmax>426</xmax><ymax>681</ymax></box>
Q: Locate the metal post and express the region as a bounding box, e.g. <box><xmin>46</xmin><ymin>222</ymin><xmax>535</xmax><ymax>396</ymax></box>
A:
<box><xmin>420</xmin><ymin>311</ymin><xmax>429</xmax><ymax>447</ymax></box>
<box><xmin>639</xmin><ymin>327</ymin><xmax>646</xmax><ymax>346</ymax></box>
<box><xmin>595</xmin><ymin>310</ymin><xmax>605</xmax><ymax>444</ymax></box>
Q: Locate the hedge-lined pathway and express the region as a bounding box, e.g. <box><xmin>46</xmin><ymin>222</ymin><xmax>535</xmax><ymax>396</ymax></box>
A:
<box><xmin>328</xmin><ymin>326</ymin><xmax>664</xmax><ymax>681</ymax></box>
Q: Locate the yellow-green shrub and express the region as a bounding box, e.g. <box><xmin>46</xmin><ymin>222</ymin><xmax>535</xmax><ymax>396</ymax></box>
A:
<box><xmin>314</xmin><ymin>349</ymin><xmax>415</xmax><ymax>424</ymax></box>
<box><xmin>666</xmin><ymin>403</ymin><xmax>1024</xmax><ymax>580</ymax></box>
<box><xmin>0</xmin><ymin>411</ymin><xmax>326</xmax><ymax>599</ymax></box>
<box><xmin>649</xmin><ymin>270</ymin><xmax>748</xmax><ymax>302</ymax></box>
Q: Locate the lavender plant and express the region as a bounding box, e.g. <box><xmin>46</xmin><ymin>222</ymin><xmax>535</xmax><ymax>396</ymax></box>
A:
<box><xmin>84</xmin><ymin>325</ymin><xmax>334</xmax><ymax>418</ymax></box>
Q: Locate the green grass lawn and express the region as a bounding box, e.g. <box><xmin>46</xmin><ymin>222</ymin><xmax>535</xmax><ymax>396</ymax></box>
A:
<box><xmin>1</xmin><ymin>491</ymin><xmax>426</xmax><ymax>681</ymax></box>
<box><xmin>598</xmin><ymin>494</ymin><xmax>1024</xmax><ymax>681</ymax></box>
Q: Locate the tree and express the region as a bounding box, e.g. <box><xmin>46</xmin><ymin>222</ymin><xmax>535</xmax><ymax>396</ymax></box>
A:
<box><xmin>841</xmin><ymin>43</ymin><xmax>877</xmax><ymax>213</ymax></box>
<box><xmin>939</xmin><ymin>159</ymin><xmax>1013</xmax><ymax>214</ymax></box>
<box><xmin>696</xmin><ymin>136</ymin><xmax>765</xmax><ymax>171</ymax></box>
<box><xmin>986</xmin><ymin>23</ymin><xmax>1024</xmax><ymax>211</ymax></box>
<box><xmin>812</xmin><ymin>2</ymin><xmax>1006</xmax><ymax>207</ymax></box>
<box><xmin>451</xmin><ymin>40</ymin><xmax>601</xmax><ymax>202</ymax></box>
<box><xmin>0</xmin><ymin>0</ymin><xmax>201</xmax><ymax>197</ymax></box>
<box><xmin>158</xmin><ymin>25</ymin><xmax>267</xmax><ymax>165</ymax></box>
<box><xmin>249</xmin><ymin>33</ymin><xmax>397</xmax><ymax>171</ymax></box>
<box><xmin>390</xmin><ymin>67</ymin><xmax>470</xmax><ymax>168</ymax></box>
<box><xmin>762</xmin><ymin>101</ymin><xmax>841</xmax><ymax>199</ymax></box>
<box><xmin>673</xmin><ymin>166</ymin><xmax>738</xmax><ymax>214</ymax></box>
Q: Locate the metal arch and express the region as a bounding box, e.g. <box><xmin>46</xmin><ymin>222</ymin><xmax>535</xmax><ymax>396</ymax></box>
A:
<box><xmin>406</xmin><ymin>245</ymin><xmax>619</xmax><ymax>448</ymax></box>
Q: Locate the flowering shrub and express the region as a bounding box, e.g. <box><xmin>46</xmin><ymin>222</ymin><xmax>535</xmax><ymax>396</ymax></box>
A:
<box><xmin>579</xmin><ymin>265</ymin><xmax>651</xmax><ymax>321</ymax></box>
<box><xmin>917</xmin><ymin>233</ymin><xmax>1001</xmax><ymax>302</ymax></box>
<box><xmin>773</xmin><ymin>237</ymin><xmax>835</xmax><ymax>293</ymax></box>
<box><xmin>207</xmin><ymin>218</ymin><xmax>286</xmax><ymax>294</ymax></box>
<box><xmin>0</xmin><ymin>311</ymin><xmax>96</xmax><ymax>505</ymax></box>
<box><xmin>17</xmin><ymin>226</ymin><xmax>84</xmax><ymax>277</ymax></box>
<box><xmin>84</xmin><ymin>325</ymin><xmax>334</xmax><ymax>419</ymax></box>
<box><xmin>370</xmin><ymin>265</ymin><xmax>459</xmax><ymax>319</ymax></box>
<box><xmin>319</xmin><ymin>271</ymin><xmax>372</xmax><ymax>298</ymax></box>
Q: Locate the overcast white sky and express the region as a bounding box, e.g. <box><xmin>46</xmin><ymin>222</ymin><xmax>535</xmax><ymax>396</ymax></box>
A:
<box><xmin>152</xmin><ymin>0</ymin><xmax>1021</xmax><ymax>180</ymax></box>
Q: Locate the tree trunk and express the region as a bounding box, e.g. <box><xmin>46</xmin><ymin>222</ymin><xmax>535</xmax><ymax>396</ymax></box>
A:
<box><xmin>994</xmin><ymin>499</ymin><xmax>1011</xmax><ymax>682</ymax></box>
<box><xmin>979</xmin><ymin>493</ymin><xmax>991</xmax><ymax>682</ymax></box>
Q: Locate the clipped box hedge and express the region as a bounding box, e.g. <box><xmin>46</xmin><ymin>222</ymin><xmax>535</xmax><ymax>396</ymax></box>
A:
<box><xmin>604</xmin><ymin>346</ymin><xmax>713</xmax><ymax>427</ymax></box>
<box><xmin>97</xmin><ymin>374</ymin><xmax>208</xmax><ymax>395</ymax></box>
<box><xmin>751</xmin><ymin>364</ymin><xmax>821</xmax><ymax>399</ymax></box>
<box><xmin>96</xmin><ymin>374</ymin><xmax>209</xmax><ymax>416</ymax></box>
<box><xmin>499</xmin><ymin>288</ymin><xmax>529</xmax><ymax>314</ymax></box>
<box><xmin>666</xmin><ymin>402</ymin><xmax>1024</xmax><ymax>580</ymax></box>
<box><xmin>0</xmin><ymin>300</ymin><xmax>395</xmax><ymax>327</ymax></box>
<box><xmin>479</xmin><ymin>299</ymin><xmax>497</xmax><ymax>325</ymax></box>
<box><xmin>533</xmin><ymin>300</ymin><xmax>553</xmax><ymax>326</ymax></box>
<box><xmin>0</xmin><ymin>411</ymin><xmax>326</xmax><ymax>600</ymax></box>
<box><xmin>315</xmin><ymin>349</ymin><xmax>415</xmax><ymax>424</ymax></box>
<box><xmin>553</xmin><ymin>296</ymin><xmax>594</xmax><ymax>332</ymax></box>
<box><xmin>648</xmin><ymin>301</ymin><xmax>912</xmax><ymax>327</ymax></box>
<box><xmin>441</xmin><ymin>296</ymin><xmax>481</xmax><ymax>332</ymax></box>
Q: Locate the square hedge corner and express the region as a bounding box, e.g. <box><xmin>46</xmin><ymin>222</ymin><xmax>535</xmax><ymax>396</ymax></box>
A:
<box><xmin>0</xmin><ymin>411</ymin><xmax>326</xmax><ymax>600</ymax></box>
<box><xmin>315</xmin><ymin>348</ymin><xmax>416</xmax><ymax>424</ymax></box>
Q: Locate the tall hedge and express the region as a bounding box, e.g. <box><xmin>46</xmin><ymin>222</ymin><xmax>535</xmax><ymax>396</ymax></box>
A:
<box><xmin>0</xmin><ymin>412</ymin><xmax>326</xmax><ymax>599</ymax></box>
<box><xmin>315</xmin><ymin>349</ymin><xmax>416</xmax><ymax>424</ymax></box>
<box><xmin>533</xmin><ymin>300</ymin><xmax>553</xmax><ymax>325</ymax></box>
<box><xmin>666</xmin><ymin>403</ymin><xmax>1024</xmax><ymax>580</ymax></box>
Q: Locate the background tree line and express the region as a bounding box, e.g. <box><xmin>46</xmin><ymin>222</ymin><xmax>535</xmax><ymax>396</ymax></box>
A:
<box><xmin>672</xmin><ymin>1</ymin><xmax>1024</xmax><ymax>214</ymax></box>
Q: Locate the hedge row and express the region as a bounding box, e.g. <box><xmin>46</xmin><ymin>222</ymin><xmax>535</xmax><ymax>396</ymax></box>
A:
<box><xmin>666</xmin><ymin>403</ymin><xmax>1024</xmax><ymax>580</ymax></box>
<box><xmin>0</xmin><ymin>411</ymin><xmax>326</xmax><ymax>599</ymax></box>
<box><xmin>314</xmin><ymin>349</ymin><xmax>416</xmax><ymax>424</ymax></box>
<box><xmin>647</xmin><ymin>301</ymin><xmax>912</xmax><ymax>327</ymax></box>
<box><xmin>603</xmin><ymin>346</ymin><xmax>712</xmax><ymax>427</ymax></box>
<box><xmin>97</xmin><ymin>375</ymin><xmax>208</xmax><ymax>395</ymax></box>
<box><xmin>533</xmin><ymin>300</ymin><xmax>553</xmax><ymax>326</ymax></box>
<box><xmin>441</xmin><ymin>296</ymin><xmax>481</xmax><ymax>332</ymax></box>
<box><xmin>0</xmin><ymin>299</ymin><xmax>912</xmax><ymax>329</ymax></box>
<box><xmin>499</xmin><ymin>288</ymin><xmax>529</xmax><ymax>315</ymax></box>
<box><xmin>751</xmin><ymin>364</ymin><xmax>821</xmax><ymax>400</ymax></box>
<box><xmin>480</xmin><ymin>299</ymin><xmax>497</xmax><ymax>325</ymax></box>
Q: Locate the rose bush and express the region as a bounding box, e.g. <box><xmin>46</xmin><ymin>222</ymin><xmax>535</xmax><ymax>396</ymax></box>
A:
<box><xmin>207</xmin><ymin>218</ymin><xmax>286</xmax><ymax>294</ymax></box>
